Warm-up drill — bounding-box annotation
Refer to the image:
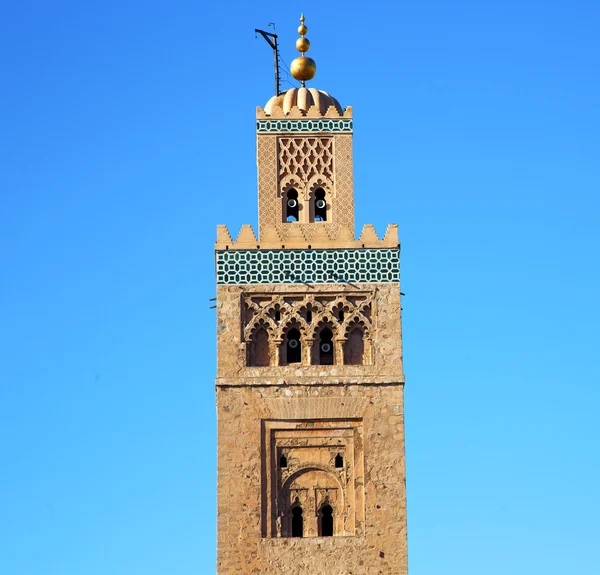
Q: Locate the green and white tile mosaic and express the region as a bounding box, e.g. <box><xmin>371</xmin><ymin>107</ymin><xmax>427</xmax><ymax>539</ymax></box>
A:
<box><xmin>216</xmin><ymin>248</ymin><xmax>399</xmax><ymax>285</ymax></box>
<box><xmin>256</xmin><ymin>119</ymin><xmax>353</xmax><ymax>134</ymax></box>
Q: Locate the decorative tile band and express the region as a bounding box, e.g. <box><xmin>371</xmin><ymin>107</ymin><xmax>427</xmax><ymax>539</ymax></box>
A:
<box><xmin>256</xmin><ymin>119</ymin><xmax>353</xmax><ymax>134</ymax></box>
<box><xmin>216</xmin><ymin>248</ymin><xmax>399</xmax><ymax>285</ymax></box>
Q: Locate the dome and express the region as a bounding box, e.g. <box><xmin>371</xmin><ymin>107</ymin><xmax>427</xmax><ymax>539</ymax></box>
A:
<box><xmin>264</xmin><ymin>87</ymin><xmax>343</xmax><ymax>116</ymax></box>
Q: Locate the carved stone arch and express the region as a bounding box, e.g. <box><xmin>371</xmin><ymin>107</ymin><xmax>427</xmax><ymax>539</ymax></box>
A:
<box><xmin>275</xmin><ymin>315</ymin><xmax>308</xmax><ymax>341</ymax></box>
<box><xmin>318</xmin><ymin>499</ymin><xmax>335</xmax><ymax>537</ymax></box>
<box><xmin>308</xmin><ymin>316</ymin><xmax>338</xmax><ymax>340</ymax></box>
<box><xmin>280</xmin><ymin>177</ymin><xmax>304</xmax><ymax>222</ymax></box>
<box><xmin>354</xmin><ymin>293</ymin><xmax>375</xmax><ymax>320</ymax></box>
<box><xmin>342</xmin><ymin>316</ymin><xmax>371</xmax><ymax>339</ymax></box>
<box><xmin>343</xmin><ymin>320</ymin><xmax>371</xmax><ymax>366</ymax></box>
<box><xmin>306</xmin><ymin>175</ymin><xmax>334</xmax><ymax>200</ymax></box>
<box><xmin>265</xmin><ymin>300</ymin><xmax>296</xmax><ymax>325</ymax></box>
<box><xmin>283</xmin><ymin>465</ymin><xmax>344</xmax><ymax>492</ymax></box>
<box><xmin>244</xmin><ymin>297</ymin><xmax>264</xmax><ymax>315</ymax></box>
<box><xmin>307</xmin><ymin>299</ymin><xmax>326</xmax><ymax>316</ymax></box>
<box><xmin>279</xmin><ymin>175</ymin><xmax>303</xmax><ymax>199</ymax></box>
<box><xmin>244</xmin><ymin>316</ymin><xmax>277</xmax><ymax>343</ymax></box>
<box><xmin>331</xmin><ymin>299</ymin><xmax>353</xmax><ymax>323</ymax></box>
<box><xmin>306</xmin><ymin>176</ymin><xmax>333</xmax><ymax>223</ymax></box>
<box><xmin>311</xmin><ymin>320</ymin><xmax>337</xmax><ymax>365</ymax></box>
<box><xmin>279</xmin><ymin>320</ymin><xmax>305</xmax><ymax>365</ymax></box>
<box><xmin>298</xmin><ymin>301</ymin><xmax>316</xmax><ymax>325</ymax></box>
<box><xmin>247</xmin><ymin>321</ymin><xmax>272</xmax><ymax>367</ymax></box>
<box><xmin>280</xmin><ymin>467</ymin><xmax>344</xmax><ymax>538</ymax></box>
<box><xmin>282</xmin><ymin>465</ymin><xmax>344</xmax><ymax>511</ymax></box>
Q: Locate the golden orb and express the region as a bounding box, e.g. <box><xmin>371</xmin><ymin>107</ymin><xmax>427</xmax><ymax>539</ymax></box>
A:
<box><xmin>298</xmin><ymin>24</ymin><xmax>308</xmax><ymax>35</ymax></box>
<box><xmin>290</xmin><ymin>55</ymin><xmax>316</xmax><ymax>82</ymax></box>
<box><xmin>295</xmin><ymin>37</ymin><xmax>310</xmax><ymax>52</ymax></box>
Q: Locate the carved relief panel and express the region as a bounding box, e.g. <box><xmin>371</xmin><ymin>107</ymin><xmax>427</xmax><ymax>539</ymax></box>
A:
<box><xmin>262</xmin><ymin>419</ymin><xmax>365</xmax><ymax>538</ymax></box>
<box><xmin>256</xmin><ymin>132</ymin><xmax>355</xmax><ymax>241</ymax></box>
<box><xmin>243</xmin><ymin>291</ymin><xmax>374</xmax><ymax>367</ymax></box>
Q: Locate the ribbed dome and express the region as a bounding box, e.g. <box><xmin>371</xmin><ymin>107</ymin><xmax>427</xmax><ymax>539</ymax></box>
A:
<box><xmin>264</xmin><ymin>87</ymin><xmax>343</xmax><ymax>116</ymax></box>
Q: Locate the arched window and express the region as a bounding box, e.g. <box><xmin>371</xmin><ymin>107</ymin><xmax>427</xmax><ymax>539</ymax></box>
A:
<box><xmin>248</xmin><ymin>328</ymin><xmax>270</xmax><ymax>367</ymax></box>
<box><xmin>285</xmin><ymin>328</ymin><xmax>302</xmax><ymax>364</ymax></box>
<box><xmin>285</xmin><ymin>189</ymin><xmax>299</xmax><ymax>222</ymax></box>
<box><xmin>313</xmin><ymin>188</ymin><xmax>327</xmax><ymax>221</ymax></box>
<box><xmin>279</xmin><ymin>453</ymin><xmax>287</xmax><ymax>468</ymax></box>
<box><xmin>343</xmin><ymin>327</ymin><xmax>365</xmax><ymax>365</ymax></box>
<box><xmin>318</xmin><ymin>328</ymin><xmax>334</xmax><ymax>365</ymax></box>
<box><xmin>335</xmin><ymin>453</ymin><xmax>344</xmax><ymax>468</ymax></box>
<box><xmin>320</xmin><ymin>504</ymin><xmax>333</xmax><ymax>537</ymax></box>
<box><xmin>292</xmin><ymin>505</ymin><xmax>303</xmax><ymax>537</ymax></box>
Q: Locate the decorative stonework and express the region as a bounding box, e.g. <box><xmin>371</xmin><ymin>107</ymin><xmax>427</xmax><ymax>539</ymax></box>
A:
<box><xmin>256</xmin><ymin>104</ymin><xmax>353</xmax><ymax>121</ymax></box>
<box><xmin>263</xmin><ymin>419</ymin><xmax>365</xmax><ymax>538</ymax></box>
<box><xmin>257</xmin><ymin>135</ymin><xmax>281</xmax><ymax>237</ymax></box>
<box><xmin>243</xmin><ymin>290</ymin><xmax>374</xmax><ymax>367</ymax></box>
<box><xmin>243</xmin><ymin>291</ymin><xmax>373</xmax><ymax>339</ymax></box>
<box><xmin>256</xmin><ymin>103</ymin><xmax>355</xmax><ymax>242</ymax></box>
<box><xmin>278</xmin><ymin>137</ymin><xmax>334</xmax><ymax>190</ymax></box>
<box><xmin>215</xmin><ymin>223</ymin><xmax>399</xmax><ymax>250</ymax></box>
<box><xmin>216</xmin><ymin>283</ymin><xmax>404</xmax><ymax>385</ymax></box>
<box><xmin>216</xmin><ymin>248</ymin><xmax>399</xmax><ymax>285</ymax></box>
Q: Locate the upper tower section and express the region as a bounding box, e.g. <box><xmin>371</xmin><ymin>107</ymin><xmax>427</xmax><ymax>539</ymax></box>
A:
<box><xmin>215</xmin><ymin>16</ymin><xmax>398</xmax><ymax>251</ymax></box>
<box><xmin>256</xmin><ymin>15</ymin><xmax>355</xmax><ymax>246</ymax></box>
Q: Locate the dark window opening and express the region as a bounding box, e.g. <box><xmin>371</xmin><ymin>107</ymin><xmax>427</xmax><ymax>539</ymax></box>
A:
<box><xmin>343</xmin><ymin>327</ymin><xmax>365</xmax><ymax>365</ymax></box>
<box><xmin>335</xmin><ymin>453</ymin><xmax>344</xmax><ymax>468</ymax></box>
<box><xmin>314</xmin><ymin>188</ymin><xmax>327</xmax><ymax>222</ymax></box>
<box><xmin>279</xmin><ymin>454</ymin><xmax>287</xmax><ymax>468</ymax></box>
<box><xmin>318</xmin><ymin>328</ymin><xmax>334</xmax><ymax>365</ymax></box>
<box><xmin>306</xmin><ymin>310</ymin><xmax>312</xmax><ymax>323</ymax></box>
<box><xmin>320</xmin><ymin>504</ymin><xmax>333</xmax><ymax>537</ymax></box>
<box><xmin>286</xmin><ymin>328</ymin><xmax>301</xmax><ymax>364</ymax></box>
<box><xmin>285</xmin><ymin>189</ymin><xmax>299</xmax><ymax>222</ymax></box>
<box><xmin>338</xmin><ymin>310</ymin><xmax>344</xmax><ymax>321</ymax></box>
<box><xmin>275</xmin><ymin>310</ymin><xmax>281</xmax><ymax>323</ymax></box>
<box><xmin>292</xmin><ymin>506</ymin><xmax>303</xmax><ymax>537</ymax></box>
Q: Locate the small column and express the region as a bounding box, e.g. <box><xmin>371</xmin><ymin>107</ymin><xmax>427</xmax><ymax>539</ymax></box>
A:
<box><xmin>271</xmin><ymin>339</ymin><xmax>282</xmax><ymax>366</ymax></box>
<box><xmin>303</xmin><ymin>338</ymin><xmax>315</xmax><ymax>365</ymax></box>
<box><xmin>306</xmin><ymin>489</ymin><xmax>318</xmax><ymax>537</ymax></box>
<box><xmin>363</xmin><ymin>338</ymin><xmax>373</xmax><ymax>366</ymax></box>
<box><xmin>334</xmin><ymin>338</ymin><xmax>346</xmax><ymax>366</ymax></box>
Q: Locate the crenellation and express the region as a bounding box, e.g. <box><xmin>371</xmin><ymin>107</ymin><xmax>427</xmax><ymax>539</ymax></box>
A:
<box><xmin>235</xmin><ymin>224</ymin><xmax>258</xmax><ymax>246</ymax></box>
<box><xmin>215</xmin><ymin>223</ymin><xmax>399</xmax><ymax>250</ymax></box>
<box><xmin>256</xmin><ymin>104</ymin><xmax>353</xmax><ymax>120</ymax></box>
<box><xmin>358</xmin><ymin>223</ymin><xmax>380</xmax><ymax>243</ymax></box>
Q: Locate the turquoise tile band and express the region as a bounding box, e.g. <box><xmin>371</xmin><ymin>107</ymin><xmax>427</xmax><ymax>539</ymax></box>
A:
<box><xmin>256</xmin><ymin>119</ymin><xmax>353</xmax><ymax>134</ymax></box>
<box><xmin>216</xmin><ymin>248</ymin><xmax>399</xmax><ymax>285</ymax></box>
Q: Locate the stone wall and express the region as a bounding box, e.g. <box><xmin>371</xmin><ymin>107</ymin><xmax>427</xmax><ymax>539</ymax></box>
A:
<box><xmin>216</xmin><ymin>383</ymin><xmax>408</xmax><ymax>574</ymax></box>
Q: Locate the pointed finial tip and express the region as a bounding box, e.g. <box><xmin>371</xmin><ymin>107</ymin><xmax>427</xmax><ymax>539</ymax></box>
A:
<box><xmin>298</xmin><ymin>13</ymin><xmax>307</xmax><ymax>35</ymax></box>
<box><xmin>291</xmin><ymin>14</ymin><xmax>316</xmax><ymax>83</ymax></box>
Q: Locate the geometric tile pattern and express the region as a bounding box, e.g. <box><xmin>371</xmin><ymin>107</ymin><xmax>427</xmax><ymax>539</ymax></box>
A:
<box><xmin>216</xmin><ymin>248</ymin><xmax>399</xmax><ymax>285</ymax></box>
<box><xmin>257</xmin><ymin>119</ymin><xmax>353</xmax><ymax>134</ymax></box>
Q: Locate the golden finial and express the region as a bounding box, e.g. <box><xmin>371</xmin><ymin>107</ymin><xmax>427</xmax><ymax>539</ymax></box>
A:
<box><xmin>290</xmin><ymin>14</ymin><xmax>316</xmax><ymax>85</ymax></box>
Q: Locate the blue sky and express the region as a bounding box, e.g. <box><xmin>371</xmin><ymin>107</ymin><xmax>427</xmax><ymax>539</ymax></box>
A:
<box><xmin>1</xmin><ymin>1</ymin><xmax>599</xmax><ymax>573</ymax></box>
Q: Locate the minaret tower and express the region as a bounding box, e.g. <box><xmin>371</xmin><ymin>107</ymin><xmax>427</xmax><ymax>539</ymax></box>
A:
<box><xmin>215</xmin><ymin>16</ymin><xmax>408</xmax><ymax>574</ymax></box>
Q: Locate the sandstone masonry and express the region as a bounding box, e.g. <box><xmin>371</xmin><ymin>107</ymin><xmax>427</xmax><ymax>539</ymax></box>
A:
<box><xmin>215</xmin><ymin>30</ymin><xmax>407</xmax><ymax>573</ymax></box>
